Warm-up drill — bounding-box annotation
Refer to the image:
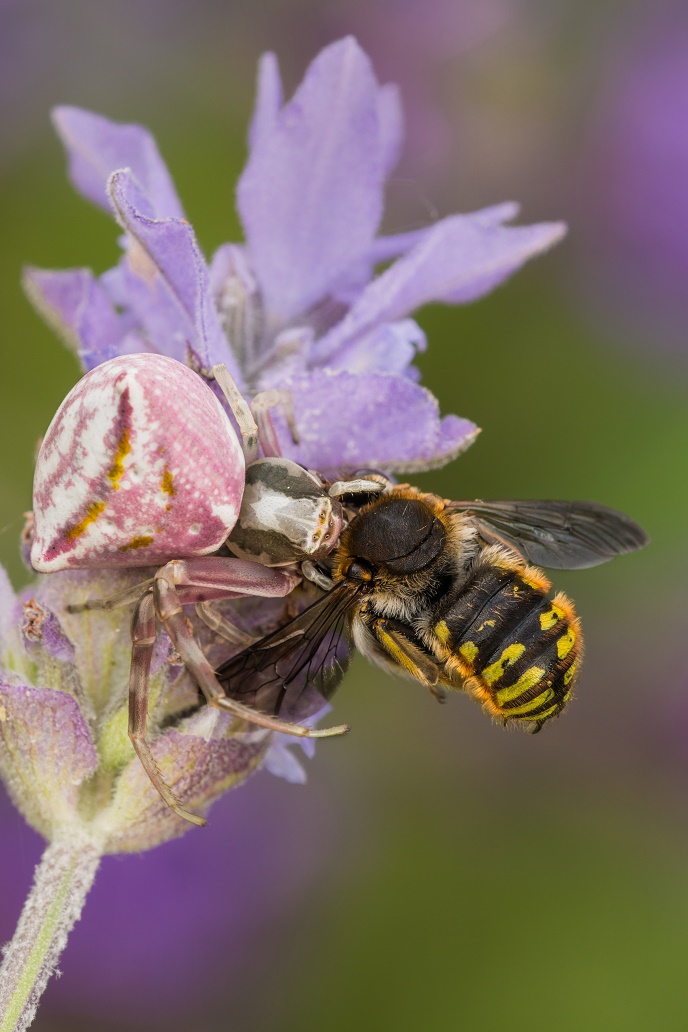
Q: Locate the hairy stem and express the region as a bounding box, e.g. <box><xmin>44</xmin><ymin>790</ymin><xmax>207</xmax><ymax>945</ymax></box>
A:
<box><xmin>0</xmin><ymin>833</ymin><xmax>102</xmax><ymax>1032</ymax></box>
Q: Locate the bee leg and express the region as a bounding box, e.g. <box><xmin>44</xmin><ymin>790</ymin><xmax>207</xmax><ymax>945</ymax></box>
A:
<box><xmin>128</xmin><ymin>590</ymin><xmax>207</xmax><ymax>827</ymax></box>
<box><xmin>194</xmin><ymin>601</ymin><xmax>257</xmax><ymax>648</ymax></box>
<box><xmin>371</xmin><ymin>617</ymin><xmax>442</xmax><ymax>689</ymax></box>
<box><xmin>427</xmin><ymin>683</ymin><xmax>448</xmax><ymax>705</ymax></box>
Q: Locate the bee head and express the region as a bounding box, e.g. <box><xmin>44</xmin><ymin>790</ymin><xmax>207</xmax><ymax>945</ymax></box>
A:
<box><xmin>338</xmin><ymin>495</ymin><xmax>447</xmax><ymax>578</ymax></box>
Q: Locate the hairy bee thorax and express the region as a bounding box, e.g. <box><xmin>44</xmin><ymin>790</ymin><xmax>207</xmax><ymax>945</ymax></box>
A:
<box><xmin>332</xmin><ymin>486</ymin><xmax>478</xmax><ymax>599</ymax></box>
<box><xmin>331</xmin><ymin>487</ymin><xmax>478</xmax><ymax>678</ymax></box>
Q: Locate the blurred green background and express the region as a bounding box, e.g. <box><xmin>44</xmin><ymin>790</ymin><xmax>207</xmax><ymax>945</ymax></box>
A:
<box><xmin>2</xmin><ymin>1</ymin><xmax>688</xmax><ymax>1030</ymax></box>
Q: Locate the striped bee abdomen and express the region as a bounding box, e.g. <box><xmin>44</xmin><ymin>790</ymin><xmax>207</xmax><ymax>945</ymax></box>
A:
<box><xmin>432</xmin><ymin>557</ymin><xmax>582</xmax><ymax>729</ymax></box>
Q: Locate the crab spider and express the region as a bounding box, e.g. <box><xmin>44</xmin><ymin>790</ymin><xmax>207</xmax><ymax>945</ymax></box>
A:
<box><xmin>31</xmin><ymin>354</ymin><xmax>387</xmax><ymax>825</ymax></box>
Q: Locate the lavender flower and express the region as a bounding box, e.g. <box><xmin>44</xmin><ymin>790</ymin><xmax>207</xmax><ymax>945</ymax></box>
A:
<box><xmin>1</xmin><ymin>36</ymin><xmax>565</xmax><ymax>1031</ymax></box>
<box><xmin>26</xmin><ymin>37</ymin><xmax>563</xmax><ymax>473</ymax></box>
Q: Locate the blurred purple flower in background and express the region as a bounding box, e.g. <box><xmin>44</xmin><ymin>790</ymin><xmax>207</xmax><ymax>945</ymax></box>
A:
<box><xmin>576</xmin><ymin>0</ymin><xmax>688</xmax><ymax>357</ymax></box>
<box><xmin>1</xmin><ymin>36</ymin><xmax>565</xmax><ymax>1030</ymax></box>
<box><xmin>0</xmin><ymin>775</ymin><xmax>341</xmax><ymax>1024</ymax></box>
<box><xmin>319</xmin><ymin>0</ymin><xmax>515</xmax><ymax>184</ymax></box>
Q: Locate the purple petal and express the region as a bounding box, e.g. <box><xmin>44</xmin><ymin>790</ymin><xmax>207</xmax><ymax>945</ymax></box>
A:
<box><xmin>36</xmin><ymin>774</ymin><xmax>341</xmax><ymax>1018</ymax></box>
<box><xmin>21</xmin><ymin>599</ymin><xmax>76</xmax><ymax>664</ymax></box>
<box><xmin>0</xmin><ymin>680</ymin><xmax>98</xmax><ymax>836</ymax></box>
<box><xmin>247</xmin><ymin>52</ymin><xmax>283</xmax><ymax>153</ymax></box>
<box><xmin>272</xmin><ymin>370</ymin><xmax>479</xmax><ymax>473</ymax></box>
<box><xmin>314</xmin><ymin>214</ymin><xmax>565</xmax><ymax>362</ymax></box>
<box><xmin>107</xmin><ymin>169</ymin><xmax>241</xmax><ymax>379</ymax></box>
<box><xmin>330</xmin><ymin>202</ymin><xmax>522</xmax><ymax>308</ymax></box>
<box><xmin>52</xmin><ymin>106</ymin><xmax>184</xmax><ymax>219</ymax></box>
<box><xmin>237</xmin><ymin>37</ymin><xmax>387</xmax><ymax>323</ymax></box>
<box><xmin>208</xmin><ymin>243</ymin><xmax>257</xmax><ymax>298</ymax></box>
<box><xmin>101</xmin><ymin>259</ymin><xmax>191</xmax><ymax>365</ymax></box>
<box><xmin>378</xmin><ymin>82</ymin><xmax>404</xmax><ymax>176</ymax></box>
<box><xmin>104</xmin><ymin>714</ymin><xmax>267</xmax><ymax>852</ymax></box>
<box><xmin>23</xmin><ymin>267</ymin><xmax>128</xmax><ymax>370</ymax></box>
<box><xmin>262</xmin><ymin>741</ymin><xmax>307</xmax><ymax>784</ymax></box>
<box><xmin>207</xmin><ymin>243</ymin><xmax>262</xmax><ymax>369</ymax></box>
<box><xmin>369</xmin><ymin>200</ymin><xmax>522</xmax><ymax>264</ymax></box>
<box><xmin>261</xmin><ymin>702</ymin><xmax>331</xmax><ymax>782</ymax></box>
<box><xmin>326</xmin><ymin>318</ymin><xmax>426</xmax><ymax>378</ymax></box>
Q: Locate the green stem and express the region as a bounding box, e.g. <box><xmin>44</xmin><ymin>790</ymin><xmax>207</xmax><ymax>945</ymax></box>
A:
<box><xmin>0</xmin><ymin>833</ymin><xmax>102</xmax><ymax>1032</ymax></box>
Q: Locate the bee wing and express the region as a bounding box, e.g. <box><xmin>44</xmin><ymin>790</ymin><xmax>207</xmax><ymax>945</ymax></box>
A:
<box><xmin>447</xmin><ymin>499</ymin><xmax>649</xmax><ymax>569</ymax></box>
<box><xmin>216</xmin><ymin>581</ymin><xmax>362</xmax><ymax>723</ymax></box>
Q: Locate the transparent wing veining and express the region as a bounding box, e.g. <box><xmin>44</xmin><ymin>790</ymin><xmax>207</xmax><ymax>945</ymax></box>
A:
<box><xmin>448</xmin><ymin>499</ymin><xmax>648</xmax><ymax>569</ymax></box>
<box><xmin>216</xmin><ymin>581</ymin><xmax>361</xmax><ymax>724</ymax></box>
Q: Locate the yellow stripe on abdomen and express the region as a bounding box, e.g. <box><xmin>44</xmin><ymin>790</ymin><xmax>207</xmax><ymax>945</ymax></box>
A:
<box><xmin>483</xmin><ymin>643</ymin><xmax>526</xmax><ymax>685</ymax></box>
<box><xmin>501</xmin><ymin>686</ymin><xmax>554</xmax><ymax>716</ymax></box>
<box><xmin>496</xmin><ymin>666</ymin><xmax>546</xmax><ymax>706</ymax></box>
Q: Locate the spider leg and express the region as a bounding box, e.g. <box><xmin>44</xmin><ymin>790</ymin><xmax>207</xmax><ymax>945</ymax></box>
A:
<box><xmin>301</xmin><ymin>560</ymin><xmax>335</xmax><ymax>592</ymax></box>
<box><xmin>194</xmin><ymin>601</ymin><xmax>257</xmax><ymax>648</ymax></box>
<box><xmin>67</xmin><ymin>578</ymin><xmax>155</xmax><ymax>613</ymax></box>
<box><xmin>327</xmin><ymin>478</ymin><xmax>387</xmax><ymax>499</ymax></box>
<box><xmin>210</xmin><ymin>363</ymin><xmax>259</xmax><ymax>463</ymax></box>
<box><xmin>154</xmin><ymin>560</ymin><xmax>349</xmax><ymax>740</ymax></box>
<box><xmin>128</xmin><ymin>590</ymin><xmax>206</xmax><ymax>826</ymax></box>
<box><xmin>251</xmin><ymin>389</ymin><xmax>300</xmax><ymax>457</ymax></box>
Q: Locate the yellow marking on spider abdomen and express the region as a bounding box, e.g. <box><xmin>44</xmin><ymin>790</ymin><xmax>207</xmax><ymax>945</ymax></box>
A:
<box><xmin>501</xmin><ymin>686</ymin><xmax>554</xmax><ymax>716</ymax></box>
<box><xmin>161</xmin><ymin>468</ymin><xmax>175</xmax><ymax>496</ymax></box>
<box><xmin>557</xmin><ymin>626</ymin><xmax>576</xmax><ymax>660</ymax></box>
<box><xmin>434</xmin><ymin>620</ymin><xmax>450</xmax><ymax>644</ymax></box>
<box><xmin>540</xmin><ymin>604</ymin><xmax>564</xmax><ymax>631</ymax></box>
<box><xmin>65</xmin><ymin>501</ymin><xmax>106</xmax><ymax>541</ymax></box>
<box><xmin>118</xmin><ymin>535</ymin><xmax>154</xmax><ymax>552</ymax></box>
<box><xmin>459</xmin><ymin>641</ymin><xmax>479</xmax><ymax>666</ymax></box>
<box><xmin>106</xmin><ymin>428</ymin><xmax>131</xmax><ymax>489</ymax></box>
<box><xmin>483</xmin><ymin>643</ymin><xmax>526</xmax><ymax>685</ymax></box>
<box><xmin>496</xmin><ymin>666</ymin><xmax>546</xmax><ymax>705</ymax></box>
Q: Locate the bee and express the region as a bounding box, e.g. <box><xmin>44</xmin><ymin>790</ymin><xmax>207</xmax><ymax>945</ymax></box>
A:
<box><xmin>217</xmin><ymin>484</ymin><xmax>648</xmax><ymax>730</ymax></box>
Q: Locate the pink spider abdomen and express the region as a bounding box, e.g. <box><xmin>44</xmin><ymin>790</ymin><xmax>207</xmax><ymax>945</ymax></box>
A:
<box><xmin>31</xmin><ymin>354</ymin><xmax>245</xmax><ymax>572</ymax></box>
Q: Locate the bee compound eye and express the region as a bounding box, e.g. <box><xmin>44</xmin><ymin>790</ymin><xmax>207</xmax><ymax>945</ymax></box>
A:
<box><xmin>347</xmin><ymin>559</ymin><xmax>374</xmax><ymax>582</ymax></box>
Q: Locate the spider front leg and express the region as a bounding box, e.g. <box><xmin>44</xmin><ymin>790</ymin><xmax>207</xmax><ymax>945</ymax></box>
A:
<box><xmin>250</xmin><ymin>389</ymin><xmax>299</xmax><ymax>457</ymax></box>
<box><xmin>210</xmin><ymin>364</ymin><xmax>298</xmax><ymax>461</ymax></box>
<box><xmin>127</xmin><ymin>557</ymin><xmax>348</xmax><ymax>825</ymax></box>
